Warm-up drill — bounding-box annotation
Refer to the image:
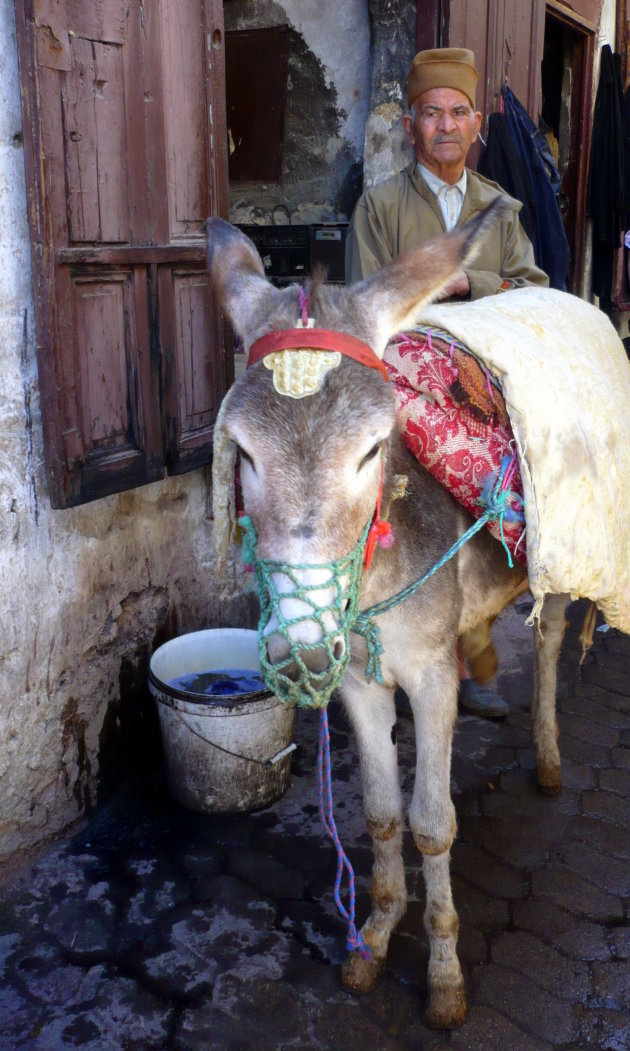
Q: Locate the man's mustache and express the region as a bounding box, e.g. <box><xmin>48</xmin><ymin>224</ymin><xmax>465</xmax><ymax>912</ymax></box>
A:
<box><xmin>431</xmin><ymin>135</ymin><xmax>462</xmax><ymax>145</ymax></box>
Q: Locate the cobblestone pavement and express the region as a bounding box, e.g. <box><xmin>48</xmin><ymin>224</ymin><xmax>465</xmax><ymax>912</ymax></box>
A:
<box><xmin>1</xmin><ymin>599</ymin><xmax>629</xmax><ymax>1050</ymax></box>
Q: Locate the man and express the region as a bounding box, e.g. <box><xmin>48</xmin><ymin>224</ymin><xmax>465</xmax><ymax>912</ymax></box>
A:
<box><xmin>347</xmin><ymin>47</ymin><xmax>548</xmax><ymax>296</ymax></box>
<box><xmin>346</xmin><ymin>47</ymin><xmax>548</xmax><ymax>717</ymax></box>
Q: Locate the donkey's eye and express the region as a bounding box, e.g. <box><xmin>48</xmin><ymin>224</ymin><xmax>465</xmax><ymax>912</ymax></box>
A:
<box><xmin>358</xmin><ymin>443</ymin><xmax>382</xmax><ymax>471</ymax></box>
<box><xmin>237</xmin><ymin>446</ymin><xmax>255</xmax><ymax>471</ymax></box>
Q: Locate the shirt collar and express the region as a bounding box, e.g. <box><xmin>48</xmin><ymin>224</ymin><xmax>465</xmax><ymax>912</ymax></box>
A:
<box><xmin>417</xmin><ymin>162</ymin><xmax>467</xmax><ymax>199</ymax></box>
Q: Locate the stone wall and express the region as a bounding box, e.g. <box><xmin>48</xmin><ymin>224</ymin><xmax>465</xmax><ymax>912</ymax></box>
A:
<box><xmin>0</xmin><ymin>0</ymin><xmax>252</xmax><ymax>874</ymax></box>
<box><xmin>362</xmin><ymin>0</ymin><xmax>416</xmax><ymax>188</ymax></box>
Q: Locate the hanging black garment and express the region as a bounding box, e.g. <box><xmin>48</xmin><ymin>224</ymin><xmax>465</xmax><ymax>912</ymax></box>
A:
<box><xmin>588</xmin><ymin>45</ymin><xmax>625</xmax><ymax>315</ymax></box>
<box><xmin>624</xmin><ymin>85</ymin><xmax>630</xmax><ymax>229</ymax></box>
<box><xmin>478</xmin><ymin>110</ymin><xmax>539</xmax><ymax>249</ymax></box>
<box><xmin>478</xmin><ymin>86</ymin><xmax>570</xmax><ymax>291</ymax></box>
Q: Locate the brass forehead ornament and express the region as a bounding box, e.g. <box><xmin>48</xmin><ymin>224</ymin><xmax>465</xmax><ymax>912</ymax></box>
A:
<box><xmin>247</xmin><ymin>309</ymin><xmax>391</xmax><ymax>394</ymax></box>
<box><xmin>262</xmin><ymin>317</ymin><xmax>341</xmax><ymax>399</ymax></box>
<box><xmin>263</xmin><ymin>350</ymin><xmax>341</xmax><ymax>399</ymax></box>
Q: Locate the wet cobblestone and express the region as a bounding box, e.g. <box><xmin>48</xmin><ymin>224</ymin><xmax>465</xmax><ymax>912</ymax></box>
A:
<box><xmin>0</xmin><ymin>599</ymin><xmax>629</xmax><ymax>1049</ymax></box>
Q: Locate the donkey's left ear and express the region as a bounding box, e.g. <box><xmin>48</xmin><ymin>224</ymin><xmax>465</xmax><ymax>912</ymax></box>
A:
<box><xmin>347</xmin><ymin>198</ymin><xmax>512</xmax><ymax>356</ymax></box>
<box><xmin>206</xmin><ymin>218</ymin><xmax>281</xmax><ymax>349</ymax></box>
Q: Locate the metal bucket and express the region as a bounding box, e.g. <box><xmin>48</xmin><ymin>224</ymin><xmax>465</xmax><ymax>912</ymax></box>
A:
<box><xmin>148</xmin><ymin>628</ymin><xmax>295</xmax><ymax>813</ymax></box>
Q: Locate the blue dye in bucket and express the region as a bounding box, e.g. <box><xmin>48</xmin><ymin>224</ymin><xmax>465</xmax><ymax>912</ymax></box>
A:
<box><xmin>168</xmin><ymin>668</ymin><xmax>265</xmax><ymax>697</ymax></box>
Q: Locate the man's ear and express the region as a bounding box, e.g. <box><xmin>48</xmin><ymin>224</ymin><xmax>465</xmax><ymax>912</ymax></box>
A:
<box><xmin>402</xmin><ymin>113</ymin><xmax>414</xmax><ymax>144</ymax></box>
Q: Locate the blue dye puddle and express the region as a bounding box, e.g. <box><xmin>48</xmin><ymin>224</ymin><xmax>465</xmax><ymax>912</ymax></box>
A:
<box><xmin>168</xmin><ymin>668</ymin><xmax>266</xmax><ymax>697</ymax></box>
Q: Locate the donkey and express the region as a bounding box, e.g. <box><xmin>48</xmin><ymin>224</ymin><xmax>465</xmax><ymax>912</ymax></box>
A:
<box><xmin>206</xmin><ymin>205</ymin><xmax>568</xmax><ymax>1028</ymax></box>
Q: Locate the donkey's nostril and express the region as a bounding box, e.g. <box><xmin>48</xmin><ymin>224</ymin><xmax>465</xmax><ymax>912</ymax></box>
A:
<box><xmin>332</xmin><ymin>637</ymin><xmax>346</xmax><ymax>660</ymax></box>
<box><xmin>266</xmin><ymin>634</ymin><xmax>291</xmax><ymax>666</ymax></box>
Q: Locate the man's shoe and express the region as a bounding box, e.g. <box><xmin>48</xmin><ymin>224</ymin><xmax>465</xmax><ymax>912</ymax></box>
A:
<box><xmin>458</xmin><ymin>680</ymin><xmax>509</xmax><ymax>719</ymax></box>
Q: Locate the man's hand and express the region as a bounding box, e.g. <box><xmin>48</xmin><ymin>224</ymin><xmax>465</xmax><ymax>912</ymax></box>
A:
<box><xmin>436</xmin><ymin>269</ymin><xmax>470</xmax><ymax>300</ymax></box>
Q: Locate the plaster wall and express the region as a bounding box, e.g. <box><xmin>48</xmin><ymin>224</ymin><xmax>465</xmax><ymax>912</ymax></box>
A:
<box><xmin>0</xmin><ymin>0</ymin><xmax>249</xmax><ymax>873</ymax></box>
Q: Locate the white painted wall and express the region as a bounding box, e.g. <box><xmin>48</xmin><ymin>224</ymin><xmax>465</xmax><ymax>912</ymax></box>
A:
<box><xmin>0</xmin><ymin>0</ymin><xmax>245</xmax><ymax>873</ymax></box>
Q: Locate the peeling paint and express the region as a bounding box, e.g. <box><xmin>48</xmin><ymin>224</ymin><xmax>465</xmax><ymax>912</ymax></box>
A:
<box><xmin>225</xmin><ymin>0</ymin><xmax>368</xmax><ymax>223</ymax></box>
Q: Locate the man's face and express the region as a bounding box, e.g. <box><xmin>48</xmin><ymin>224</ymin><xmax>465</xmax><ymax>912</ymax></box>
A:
<box><xmin>403</xmin><ymin>87</ymin><xmax>482</xmax><ymax>183</ymax></box>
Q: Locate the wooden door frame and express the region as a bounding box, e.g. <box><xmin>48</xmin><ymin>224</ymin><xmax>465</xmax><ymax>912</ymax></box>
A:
<box><xmin>545</xmin><ymin>0</ymin><xmax>595</xmax><ymax>298</ymax></box>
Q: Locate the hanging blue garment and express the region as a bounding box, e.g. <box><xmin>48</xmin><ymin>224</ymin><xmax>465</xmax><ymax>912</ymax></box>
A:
<box><xmin>479</xmin><ymin>85</ymin><xmax>570</xmax><ymax>291</ymax></box>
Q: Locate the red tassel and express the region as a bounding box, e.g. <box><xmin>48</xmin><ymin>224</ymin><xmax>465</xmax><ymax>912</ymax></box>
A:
<box><xmin>376</xmin><ymin>521</ymin><xmax>394</xmax><ymax>548</ymax></box>
<box><xmin>364</xmin><ymin>455</ymin><xmax>396</xmax><ymax>568</ymax></box>
<box><xmin>364</xmin><ymin>519</ymin><xmax>394</xmax><ymax>568</ymax></box>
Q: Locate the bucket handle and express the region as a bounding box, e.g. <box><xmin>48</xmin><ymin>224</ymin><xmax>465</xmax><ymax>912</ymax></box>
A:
<box><xmin>176</xmin><ymin>714</ymin><xmax>297</xmax><ymax>767</ymax></box>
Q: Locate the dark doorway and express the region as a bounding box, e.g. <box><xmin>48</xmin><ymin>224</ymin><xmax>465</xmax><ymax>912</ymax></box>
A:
<box><xmin>541</xmin><ymin>11</ymin><xmax>594</xmax><ymax>294</ymax></box>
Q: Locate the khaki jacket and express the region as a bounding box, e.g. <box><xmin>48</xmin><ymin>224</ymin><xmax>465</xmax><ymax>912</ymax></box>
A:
<box><xmin>345</xmin><ymin>163</ymin><xmax>549</xmax><ymax>299</ymax></box>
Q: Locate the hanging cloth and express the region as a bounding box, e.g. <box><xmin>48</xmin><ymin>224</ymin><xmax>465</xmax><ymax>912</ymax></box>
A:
<box><xmin>478</xmin><ymin>85</ymin><xmax>570</xmax><ymax>291</ymax></box>
<box><xmin>588</xmin><ymin>45</ymin><xmax>625</xmax><ymax>316</ymax></box>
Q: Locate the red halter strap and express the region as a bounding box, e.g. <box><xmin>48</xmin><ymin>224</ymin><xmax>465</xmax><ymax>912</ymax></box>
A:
<box><xmin>247</xmin><ymin>328</ymin><xmax>390</xmax><ymax>383</ymax></box>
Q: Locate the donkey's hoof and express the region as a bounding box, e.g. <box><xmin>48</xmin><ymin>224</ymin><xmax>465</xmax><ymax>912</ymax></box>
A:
<box><xmin>425</xmin><ymin>982</ymin><xmax>467</xmax><ymax>1029</ymax></box>
<box><xmin>341</xmin><ymin>950</ymin><xmax>386</xmax><ymax>994</ymax></box>
<box><xmin>537</xmin><ymin>762</ymin><xmax>562</xmax><ymax>795</ymax></box>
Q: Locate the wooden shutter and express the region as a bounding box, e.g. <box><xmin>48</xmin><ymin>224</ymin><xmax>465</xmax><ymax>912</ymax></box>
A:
<box><xmin>16</xmin><ymin>0</ymin><xmax>230</xmax><ymax>508</ymax></box>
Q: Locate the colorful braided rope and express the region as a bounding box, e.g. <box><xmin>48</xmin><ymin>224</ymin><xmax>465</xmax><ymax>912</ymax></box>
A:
<box><xmin>317</xmin><ymin>708</ymin><xmax>372</xmax><ymax>960</ymax></box>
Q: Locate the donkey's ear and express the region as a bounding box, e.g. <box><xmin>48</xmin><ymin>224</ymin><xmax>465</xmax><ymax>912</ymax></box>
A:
<box><xmin>206</xmin><ymin>218</ymin><xmax>281</xmax><ymax>347</ymax></box>
<box><xmin>347</xmin><ymin>198</ymin><xmax>513</xmax><ymax>356</ymax></box>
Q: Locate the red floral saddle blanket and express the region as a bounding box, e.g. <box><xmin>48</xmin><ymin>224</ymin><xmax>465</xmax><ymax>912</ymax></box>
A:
<box><xmin>384</xmin><ymin>327</ymin><xmax>527</xmax><ymax>564</ymax></box>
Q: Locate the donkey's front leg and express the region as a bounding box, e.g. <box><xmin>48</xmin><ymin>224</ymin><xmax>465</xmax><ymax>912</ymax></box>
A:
<box><xmin>406</xmin><ymin>658</ymin><xmax>466</xmax><ymax>1029</ymax></box>
<box><xmin>340</xmin><ymin>674</ymin><xmax>406</xmax><ymax>994</ymax></box>
<box><xmin>532</xmin><ymin>592</ymin><xmax>568</xmax><ymax>794</ymax></box>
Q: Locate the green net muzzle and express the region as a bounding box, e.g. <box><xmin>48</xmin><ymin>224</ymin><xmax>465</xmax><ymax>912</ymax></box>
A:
<box><xmin>239</xmin><ymin>515</ymin><xmax>370</xmax><ymax>709</ymax></box>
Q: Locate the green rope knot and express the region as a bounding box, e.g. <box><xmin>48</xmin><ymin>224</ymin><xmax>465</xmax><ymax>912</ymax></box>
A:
<box><xmin>352</xmin><ymin>616</ymin><xmax>384</xmax><ymax>685</ymax></box>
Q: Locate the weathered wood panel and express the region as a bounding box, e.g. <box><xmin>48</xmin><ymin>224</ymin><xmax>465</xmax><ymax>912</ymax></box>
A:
<box><xmin>159</xmin><ymin>267</ymin><xmax>225</xmax><ymax>471</ymax></box>
<box><xmin>161</xmin><ymin>0</ymin><xmax>208</xmax><ymax>234</ymax></box>
<box><xmin>73</xmin><ymin>275</ymin><xmax>130</xmax><ymax>447</ymax></box>
<box><xmin>62</xmin><ymin>36</ymin><xmax>129</xmax><ymax>243</ymax></box>
<box><xmin>63</xmin><ymin>0</ymin><xmax>126</xmax><ymax>44</ymax></box>
<box><xmin>174</xmin><ymin>273</ymin><xmax>215</xmax><ymax>430</ymax></box>
<box><xmin>92</xmin><ymin>41</ymin><xmax>129</xmax><ymax>242</ymax></box>
<box><xmin>63</xmin><ymin>36</ymin><xmax>100</xmax><ymax>242</ymax></box>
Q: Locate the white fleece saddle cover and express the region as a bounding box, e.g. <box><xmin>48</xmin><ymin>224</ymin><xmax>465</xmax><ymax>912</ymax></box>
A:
<box><xmin>416</xmin><ymin>286</ymin><xmax>630</xmax><ymax>632</ymax></box>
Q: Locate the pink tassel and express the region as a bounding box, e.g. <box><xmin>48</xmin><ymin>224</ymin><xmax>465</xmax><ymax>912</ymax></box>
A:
<box><xmin>375</xmin><ymin>521</ymin><xmax>394</xmax><ymax>548</ymax></box>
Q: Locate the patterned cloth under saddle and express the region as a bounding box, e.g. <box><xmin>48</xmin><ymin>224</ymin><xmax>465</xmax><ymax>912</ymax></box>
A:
<box><xmin>384</xmin><ymin>327</ymin><xmax>527</xmax><ymax>564</ymax></box>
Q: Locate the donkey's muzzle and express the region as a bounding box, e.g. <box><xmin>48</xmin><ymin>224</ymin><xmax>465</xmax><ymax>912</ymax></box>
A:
<box><xmin>266</xmin><ymin>634</ymin><xmax>346</xmax><ymax>678</ymax></box>
<box><xmin>262</xmin><ymin>621</ymin><xmax>351</xmax><ymax>709</ymax></box>
<box><xmin>239</xmin><ymin>513</ymin><xmax>370</xmax><ymax>708</ymax></box>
